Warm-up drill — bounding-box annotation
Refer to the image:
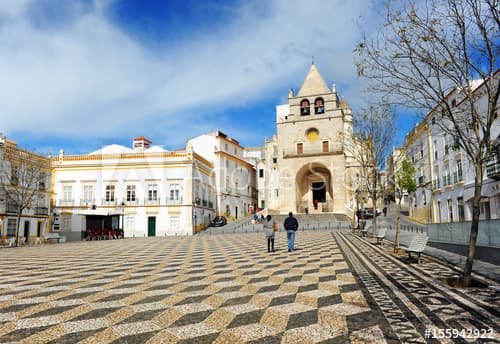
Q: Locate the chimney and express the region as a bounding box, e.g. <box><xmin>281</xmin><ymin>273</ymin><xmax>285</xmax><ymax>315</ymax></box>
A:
<box><xmin>132</xmin><ymin>136</ymin><xmax>152</xmax><ymax>151</ymax></box>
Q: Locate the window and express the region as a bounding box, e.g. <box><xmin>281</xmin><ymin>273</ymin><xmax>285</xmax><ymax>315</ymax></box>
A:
<box><xmin>39</xmin><ymin>173</ymin><xmax>46</xmax><ymax>191</ymax></box>
<box><xmin>225</xmin><ymin>176</ymin><xmax>230</xmax><ymax>192</ymax></box>
<box><xmin>10</xmin><ymin>165</ymin><xmax>18</xmax><ymax>185</ymax></box>
<box><xmin>300</xmin><ymin>99</ymin><xmax>310</xmax><ymax>116</ymax></box>
<box><xmin>457</xmin><ymin>197</ymin><xmax>465</xmax><ymax>221</ymax></box>
<box><xmin>83</xmin><ymin>185</ymin><xmax>94</xmax><ymax>203</ymax></box>
<box><xmin>7</xmin><ymin>219</ymin><xmax>16</xmax><ymax>237</ymax></box>
<box><xmin>63</xmin><ymin>185</ymin><xmax>73</xmax><ymax>202</ymax></box>
<box><xmin>457</xmin><ymin>159</ymin><xmax>463</xmax><ymax>181</ymax></box>
<box><xmin>296</xmin><ymin>143</ymin><xmax>303</xmax><ymax>154</ymax></box>
<box><xmin>432</xmin><ymin>117</ymin><xmax>436</xmax><ymax>125</ymax></box>
<box><xmin>126</xmin><ymin>185</ymin><xmax>136</xmax><ymax>202</ymax></box>
<box><xmin>272</xmin><ymin>157</ymin><xmax>277</xmax><ymax>164</ymax></box>
<box><xmin>169</xmin><ymin>184</ymin><xmax>181</xmax><ymax>201</ymax></box>
<box><xmin>148</xmin><ymin>184</ymin><xmax>158</xmax><ymax>201</ymax></box>
<box><xmin>259</xmin><ymin>169</ymin><xmax>264</xmax><ymax>178</ymax></box>
<box><xmin>61</xmin><ymin>214</ymin><xmax>71</xmax><ymax>231</ymax></box>
<box><xmin>105</xmin><ymin>185</ymin><xmax>115</xmax><ymax>202</ymax></box>
<box><xmin>275</xmin><ymin>189</ymin><xmax>279</xmax><ymax>197</ymax></box>
<box><xmin>322</xmin><ymin>141</ymin><xmax>329</xmax><ymax>153</ymax></box>
<box><xmin>314</xmin><ymin>98</ymin><xmax>325</xmax><ymax>114</ymax></box>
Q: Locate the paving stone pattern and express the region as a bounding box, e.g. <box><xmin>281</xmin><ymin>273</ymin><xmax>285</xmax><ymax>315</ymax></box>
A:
<box><xmin>0</xmin><ymin>231</ymin><xmax>498</xmax><ymax>343</ymax></box>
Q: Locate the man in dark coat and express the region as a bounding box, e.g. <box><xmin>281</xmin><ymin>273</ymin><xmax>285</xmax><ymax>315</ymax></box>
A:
<box><xmin>283</xmin><ymin>212</ymin><xmax>298</xmax><ymax>252</ymax></box>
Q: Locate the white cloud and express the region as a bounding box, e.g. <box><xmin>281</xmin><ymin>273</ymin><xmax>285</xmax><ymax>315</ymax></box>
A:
<box><xmin>0</xmin><ymin>0</ymin><xmax>375</xmax><ymax>151</ymax></box>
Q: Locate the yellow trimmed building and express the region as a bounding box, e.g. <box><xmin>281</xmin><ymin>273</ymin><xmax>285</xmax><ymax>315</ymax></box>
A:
<box><xmin>0</xmin><ymin>135</ymin><xmax>51</xmax><ymax>244</ymax></box>
<box><xmin>51</xmin><ymin>137</ymin><xmax>215</xmax><ymax>240</ymax></box>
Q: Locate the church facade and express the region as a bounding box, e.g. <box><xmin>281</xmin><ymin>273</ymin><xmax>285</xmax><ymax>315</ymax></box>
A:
<box><xmin>258</xmin><ymin>64</ymin><xmax>357</xmax><ymax>216</ymax></box>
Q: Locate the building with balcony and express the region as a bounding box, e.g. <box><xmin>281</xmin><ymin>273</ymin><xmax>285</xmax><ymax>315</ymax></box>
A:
<box><xmin>403</xmin><ymin>72</ymin><xmax>500</xmax><ymax>223</ymax></box>
<box><xmin>259</xmin><ymin>63</ymin><xmax>358</xmax><ymax>216</ymax></box>
<box><xmin>51</xmin><ymin>137</ymin><xmax>215</xmax><ymax>240</ymax></box>
<box><xmin>187</xmin><ymin>131</ymin><xmax>257</xmax><ymax>219</ymax></box>
<box><xmin>0</xmin><ymin>135</ymin><xmax>51</xmax><ymax>244</ymax></box>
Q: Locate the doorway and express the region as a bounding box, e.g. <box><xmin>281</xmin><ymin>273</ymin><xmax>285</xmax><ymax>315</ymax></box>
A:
<box><xmin>37</xmin><ymin>221</ymin><xmax>43</xmax><ymax>237</ymax></box>
<box><xmin>312</xmin><ymin>182</ymin><xmax>326</xmax><ymax>203</ymax></box>
<box><xmin>148</xmin><ymin>216</ymin><xmax>156</xmax><ymax>237</ymax></box>
<box><xmin>23</xmin><ymin>221</ymin><xmax>30</xmax><ymax>242</ymax></box>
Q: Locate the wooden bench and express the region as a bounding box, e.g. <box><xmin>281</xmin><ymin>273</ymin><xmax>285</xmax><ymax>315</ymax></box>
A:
<box><xmin>375</xmin><ymin>228</ymin><xmax>387</xmax><ymax>245</ymax></box>
<box><xmin>44</xmin><ymin>232</ymin><xmax>62</xmax><ymax>243</ymax></box>
<box><xmin>400</xmin><ymin>235</ymin><xmax>428</xmax><ymax>264</ymax></box>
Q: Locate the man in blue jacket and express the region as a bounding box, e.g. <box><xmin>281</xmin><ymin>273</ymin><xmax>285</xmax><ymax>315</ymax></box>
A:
<box><xmin>283</xmin><ymin>212</ymin><xmax>298</xmax><ymax>252</ymax></box>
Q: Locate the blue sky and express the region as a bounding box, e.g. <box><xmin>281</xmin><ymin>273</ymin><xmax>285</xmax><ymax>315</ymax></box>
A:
<box><xmin>0</xmin><ymin>0</ymin><xmax>419</xmax><ymax>155</ymax></box>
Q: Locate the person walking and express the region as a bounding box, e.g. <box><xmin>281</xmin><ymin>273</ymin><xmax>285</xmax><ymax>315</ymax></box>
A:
<box><xmin>283</xmin><ymin>212</ymin><xmax>298</xmax><ymax>252</ymax></box>
<box><xmin>264</xmin><ymin>215</ymin><xmax>275</xmax><ymax>252</ymax></box>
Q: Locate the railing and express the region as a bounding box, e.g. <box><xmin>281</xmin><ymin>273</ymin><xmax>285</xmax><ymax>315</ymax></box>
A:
<box><xmin>145</xmin><ymin>198</ymin><xmax>160</xmax><ymax>205</ymax></box>
<box><xmin>102</xmin><ymin>198</ymin><xmax>116</xmax><ymax>206</ymax></box>
<box><xmin>283</xmin><ymin>144</ymin><xmax>343</xmax><ymax>158</ymax></box>
<box><xmin>80</xmin><ymin>199</ymin><xmax>96</xmax><ymax>207</ymax></box>
<box><xmin>166</xmin><ymin>197</ymin><xmax>183</xmax><ymax>205</ymax></box>
<box><xmin>486</xmin><ymin>161</ymin><xmax>500</xmax><ymax>179</ymax></box>
<box><xmin>59</xmin><ymin>199</ymin><xmax>74</xmax><ymax>206</ymax></box>
<box><xmin>122</xmin><ymin>198</ymin><xmax>138</xmax><ymax>206</ymax></box>
<box><xmin>6</xmin><ymin>202</ymin><xmax>17</xmax><ymax>213</ymax></box>
<box><xmin>35</xmin><ymin>207</ymin><xmax>49</xmax><ymax>216</ymax></box>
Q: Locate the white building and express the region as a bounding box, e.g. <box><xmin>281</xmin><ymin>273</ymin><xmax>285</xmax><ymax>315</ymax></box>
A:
<box><xmin>51</xmin><ymin>137</ymin><xmax>215</xmax><ymax>240</ymax></box>
<box><xmin>188</xmin><ymin>131</ymin><xmax>257</xmax><ymax>219</ymax></box>
<box><xmin>0</xmin><ymin>135</ymin><xmax>51</xmax><ymax>244</ymax></box>
<box><xmin>405</xmin><ymin>75</ymin><xmax>500</xmax><ymax>223</ymax></box>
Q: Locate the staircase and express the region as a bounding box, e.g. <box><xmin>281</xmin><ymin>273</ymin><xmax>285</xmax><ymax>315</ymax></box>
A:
<box><xmin>200</xmin><ymin>211</ymin><xmax>352</xmax><ymax>235</ymax></box>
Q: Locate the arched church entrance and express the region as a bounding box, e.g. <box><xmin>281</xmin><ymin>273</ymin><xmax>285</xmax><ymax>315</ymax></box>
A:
<box><xmin>295</xmin><ymin>162</ymin><xmax>333</xmax><ymax>213</ymax></box>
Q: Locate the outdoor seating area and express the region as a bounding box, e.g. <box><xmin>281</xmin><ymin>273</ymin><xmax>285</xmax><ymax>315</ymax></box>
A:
<box><xmin>85</xmin><ymin>229</ymin><xmax>123</xmax><ymax>240</ymax></box>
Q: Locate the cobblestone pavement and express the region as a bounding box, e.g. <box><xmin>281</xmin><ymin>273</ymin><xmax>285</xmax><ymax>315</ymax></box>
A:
<box><xmin>0</xmin><ymin>231</ymin><xmax>499</xmax><ymax>343</ymax></box>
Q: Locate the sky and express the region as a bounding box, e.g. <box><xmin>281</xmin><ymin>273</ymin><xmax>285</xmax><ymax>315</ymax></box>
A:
<box><xmin>0</xmin><ymin>0</ymin><xmax>419</xmax><ymax>156</ymax></box>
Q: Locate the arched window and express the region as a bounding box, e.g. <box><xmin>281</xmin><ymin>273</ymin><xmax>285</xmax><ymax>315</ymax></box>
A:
<box><xmin>300</xmin><ymin>99</ymin><xmax>310</xmax><ymax>116</ymax></box>
<box><xmin>314</xmin><ymin>97</ymin><xmax>325</xmax><ymax>114</ymax></box>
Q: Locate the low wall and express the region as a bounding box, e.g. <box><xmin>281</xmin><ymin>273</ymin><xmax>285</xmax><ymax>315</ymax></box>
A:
<box><xmin>427</xmin><ymin>220</ymin><xmax>500</xmax><ymax>247</ymax></box>
<box><xmin>427</xmin><ymin>241</ymin><xmax>500</xmax><ymax>265</ymax></box>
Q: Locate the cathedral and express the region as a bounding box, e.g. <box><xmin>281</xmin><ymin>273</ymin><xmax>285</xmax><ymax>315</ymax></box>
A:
<box><xmin>258</xmin><ymin>64</ymin><xmax>356</xmax><ymax>217</ymax></box>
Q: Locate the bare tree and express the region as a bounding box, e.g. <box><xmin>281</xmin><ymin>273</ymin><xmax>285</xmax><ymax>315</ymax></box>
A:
<box><xmin>349</xmin><ymin>104</ymin><xmax>397</xmax><ymax>237</ymax></box>
<box><xmin>356</xmin><ymin>0</ymin><xmax>499</xmax><ymax>286</ymax></box>
<box><xmin>0</xmin><ymin>142</ymin><xmax>50</xmax><ymax>246</ymax></box>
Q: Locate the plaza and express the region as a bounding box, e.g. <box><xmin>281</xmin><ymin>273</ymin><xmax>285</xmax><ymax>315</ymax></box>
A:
<box><xmin>0</xmin><ymin>227</ymin><xmax>498</xmax><ymax>343</ymax></box>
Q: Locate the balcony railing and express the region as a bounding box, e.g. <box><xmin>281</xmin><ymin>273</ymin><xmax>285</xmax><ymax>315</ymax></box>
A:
<box><xmin>122</xmin><ymin>198</ymin><xmax>138</xmax><ymax>206</ymax></box>
<box><xmin>80</xmin><ymin>199</ymin><xmax>96</xmax><ymax>207</ymax></box>
<box><xmin>145</xmin><ymin>198</ymin><xmax>160</xmax><ymax>205</ymax></box>
<box><xmin>34</xmin><ymin>207</ymin><xmax>49</xmax><ymax>216</ymax></box>
<box><xmin>6</xmin><ymin>202</ymin><xmax>18</xmax><ymax>213</ymax></box>
<box><xmin>102</xmin><ymin>198</ymin><xmax>117</xmax><ymax>206</ymax></box>
<box><xmin>486</xmin><ymin>161</ymin><xmax>500</xmax><ymax>180</ymax></box>
<box><xmin>166</xmin><ymin>197</ymin><xmax>183</xmax><ymax>205</ymax></box>
<box><xmin>59</xmin><ymin>199</ymin><xmax>74</xmax><ymax>206</ymax></box>
<box><xmin>283</xmin><ymin>144</ymin><xmax>343</xmax><ymax>158</ymax></box>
